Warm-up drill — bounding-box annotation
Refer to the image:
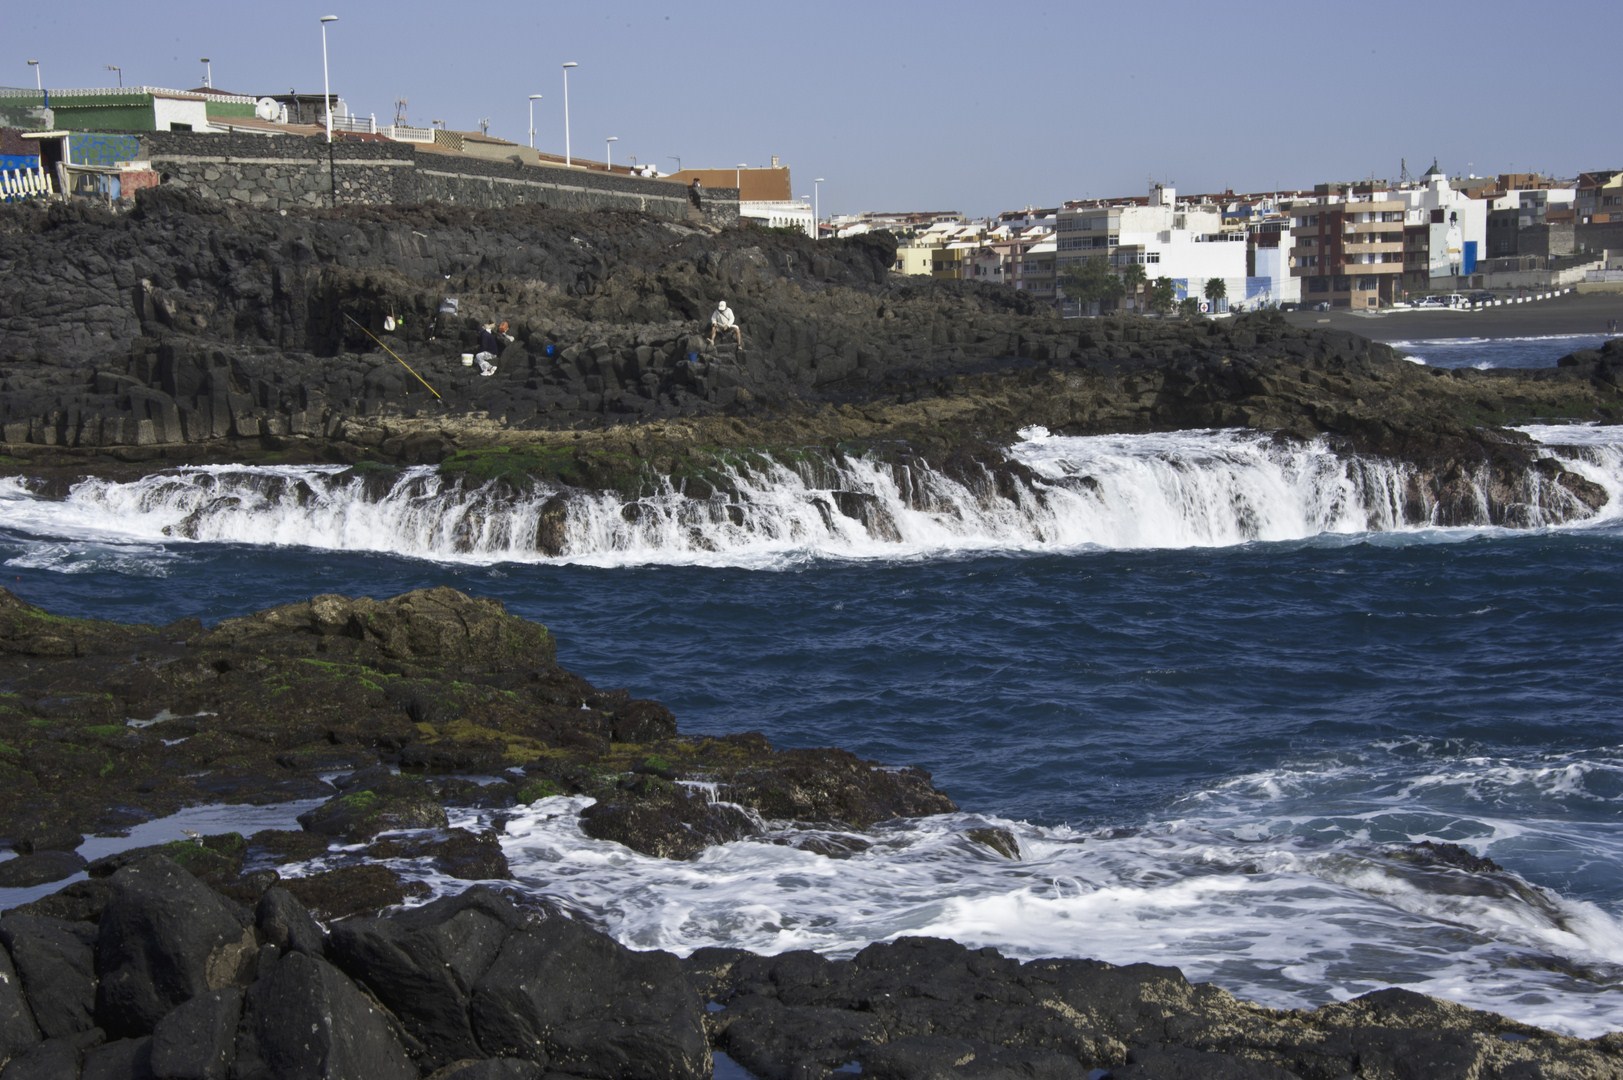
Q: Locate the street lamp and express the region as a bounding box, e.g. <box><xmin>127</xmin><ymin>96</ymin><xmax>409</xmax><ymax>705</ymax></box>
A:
<box><xmin>200</xmin><ymin>57</ymin><xmax>211</xmax><ymax>88</ymax></box>
<box><xmin>106</xmin><ymin>64</ymin><xmax>122</xmax><ymax>88</ymax></box>
<box><xmin>527</xmin><ymin>93</ymin><xmax>541</xmax><ymax>150</ymax></box>
<box><xmin>561</xmin><ymin>61</ymin><xmax>578</xmax><ymax>166</ymax></box>
<box><xmin>26</xmin><ymin>59</ymin><xmax>40</xmax><ymax>92</ymax></box>
<box><xmin>605</xmin><ymin>136</ymin><xmax>617</xmax><ymax>171</ymax></box>
<box><xmin>814</xmin><ymin>177</ymin><xmax>825</xmax><ymax>240</ymax></box>
<box><xmin>319</xmin><ymin>15</ymin><xmax>338</xmax><ymax>143</ymax></box>
<box><xmin>668</xmin><ymin>155</ymin><xmax>682</xmax><ymax>173</ymax></box>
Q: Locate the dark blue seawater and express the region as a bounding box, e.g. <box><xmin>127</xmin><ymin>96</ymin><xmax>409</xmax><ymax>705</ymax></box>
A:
<box><xmin>1392</xmin><ymin>333</ymin><xmax>1610</xmax><ymax>369</ymax></box>
<box><xmin>6</xmin><ymin>531</ymin><xmax>1620</xmax><ymax>834</ymax></box>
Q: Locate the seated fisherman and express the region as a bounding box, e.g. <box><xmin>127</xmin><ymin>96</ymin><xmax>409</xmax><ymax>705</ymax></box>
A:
<box><xmin>709</xmin><ymin>300</ymin><xmax>742</xmax><ymax>347</ymax></box>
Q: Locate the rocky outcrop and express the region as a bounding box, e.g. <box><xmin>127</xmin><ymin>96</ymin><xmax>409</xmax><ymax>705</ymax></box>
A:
<box><xmin>0</xmin><ymin>860</ymin><xmax>1617</xmax><ymax>1078</ymax></box>
<box><xmin>0</xmin><ymin>587</ymin><xmax>951</xmax><ymax>864</ymax></box>
<box><xmin>4</xmin><ymin>191</ymin><xmax>1623</xmax><ymax>530</ymax></box>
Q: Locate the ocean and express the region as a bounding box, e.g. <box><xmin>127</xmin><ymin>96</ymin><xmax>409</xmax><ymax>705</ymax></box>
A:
<box><xmin>3</xmin><ymin>336</ymin><xmax>1621</xmax><ymax>1039</ymax></box>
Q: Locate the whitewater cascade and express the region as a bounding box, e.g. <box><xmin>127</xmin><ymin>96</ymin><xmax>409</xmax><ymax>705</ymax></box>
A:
<box><xmin>3</xmin><ymin>428</ymin><xmax>1620</xmax><ymax>566</ymax></box>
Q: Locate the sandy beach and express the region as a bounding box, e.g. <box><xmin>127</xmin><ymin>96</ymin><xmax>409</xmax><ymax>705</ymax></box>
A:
<box><xmin>1281</xmin><ymin>289</ymin><xmax>1623</xmax><ymax>343</ymax></box>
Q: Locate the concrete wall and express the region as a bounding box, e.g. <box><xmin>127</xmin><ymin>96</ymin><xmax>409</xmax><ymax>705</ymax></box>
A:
<box><xmin>137</xmin><ymin>130</ymin><xmax>738</xmax><ymax>224</ymax></box>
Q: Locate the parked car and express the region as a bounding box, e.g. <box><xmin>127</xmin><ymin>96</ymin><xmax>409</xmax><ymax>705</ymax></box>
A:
<box><xmin>1414</xmin><ymin>296</ymin><xmax>1446</xmax><ymax>308</ymax></box>
<box><xmin>1313</xmin><ymin>301</ymin><xmax>1330</xmax><ymax>312</ymax></box>
<box><xmin>1467</xmin><ymin>291</ymin><xmax>1496</xmax><ymax>305</ymax></box>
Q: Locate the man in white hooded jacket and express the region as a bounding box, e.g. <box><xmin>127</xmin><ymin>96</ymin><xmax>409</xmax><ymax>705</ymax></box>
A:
<box><xmin>709</xmin><ymin>300</ymin><xmax>742</xmax><ymax>347</ymax></box>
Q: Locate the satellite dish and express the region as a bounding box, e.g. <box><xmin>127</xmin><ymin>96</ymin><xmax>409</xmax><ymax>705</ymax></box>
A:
<box><xmin>255</xmin><ymin>97</ymin><xmax>279</xmax><ymax>121</ymax></box>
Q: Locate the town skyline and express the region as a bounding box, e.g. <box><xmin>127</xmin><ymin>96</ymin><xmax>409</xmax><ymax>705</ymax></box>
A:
<box><xmin>9</xmin><ymin>0</ymin><xmax>1619</xmax><ymax>219</ymax></box>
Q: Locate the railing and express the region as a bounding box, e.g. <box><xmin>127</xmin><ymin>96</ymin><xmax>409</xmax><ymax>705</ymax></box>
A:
<box><xmin>327</xmin><ymin>113</ymin><xmax>376</xmax><ymax>135</ymax></box>
<box><xmin>327</xmin><ymin>113</ymin><xmax>438</xmax><ymax>143</ymax></box>
<box><xmin>0</xmin><ymin>166</ymin><xmax>52</xmax><ymax>201</ymax></box>
<box><xmin>388</xmin><ymin>123</ymin><xmax>434</xmax><ymax>143</ymax></box>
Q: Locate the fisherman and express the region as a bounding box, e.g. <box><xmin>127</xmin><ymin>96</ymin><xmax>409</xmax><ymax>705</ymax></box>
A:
<box><xmin>709</xmin><ymin>300</ymin><xmax>742</xmax><ymax>347</ymax></box>
<box><xmin>475</xmin><ymin>321</ymin><xmax>511</xmax><ymax>376</ymax></box>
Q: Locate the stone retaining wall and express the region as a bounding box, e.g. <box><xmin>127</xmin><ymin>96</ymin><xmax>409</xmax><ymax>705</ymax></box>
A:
<box><xmin>137</xmin><ymin>130</ymin><xmax>738</xmax><ymax>224</ymax></box>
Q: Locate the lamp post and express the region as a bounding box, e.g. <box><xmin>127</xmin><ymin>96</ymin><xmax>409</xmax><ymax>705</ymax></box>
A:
<box><xmin>814</xmin><ymin>177</ymin><xmax>825</xmax><ymax>240</ymax></box>
<box><xmin>561</xmin><ymin>61</ymin><xmax>578</xmax><ymax>166</ymax></box>
<box><xmin>668</xmin><ymin>155</ymin><xmax>681</xmax><ymax>174</ymax></box>
<box><xmin>106</xmin><ymin>64</ymin><xmax>122</xmax><ymax>88</ymax></box>
<box><xmin>200</xmin><ymin>57</ymin><xmax>211</xmax><ymax>88</ymax></box>
<box><xmin>319</xmin><ymin>15</ymin><xmax>338</xmax><ymax>143</ymax></box>
<box><xmin>605</xmin><ymin>136</ymin><xmax>617</xmax><ymax>171</ymax></box>
<box><xmin>26</xmin><ymin>59</ymin><xmax>40</xmax><ymax>92</ymax></box>
<box><xmin>527</xmin><ymin>94</ymin><xmax>541</xmax><ymax>150</ymax></box>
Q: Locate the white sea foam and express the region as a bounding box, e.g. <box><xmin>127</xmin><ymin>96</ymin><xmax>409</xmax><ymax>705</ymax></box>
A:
<box><xmin>3</xmin><ymin>429</ymin><xmax>1621</xmax><ymax>569</ymax></box>
<box><xmin>456</xmin><ymin>767</ymin><xmax>1623</xmax><ymax>1038</ymax></box>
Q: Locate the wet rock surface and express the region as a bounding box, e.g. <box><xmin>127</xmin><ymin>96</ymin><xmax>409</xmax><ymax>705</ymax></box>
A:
<box><xmin>0</xmin><ymin>858</ymin><xmax>1613</xmax><ymax>1078</ymax></box>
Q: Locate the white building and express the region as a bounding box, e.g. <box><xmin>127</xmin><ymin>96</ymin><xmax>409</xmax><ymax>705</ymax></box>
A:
<box><xmin>1055</xmin><ymin>183</ymin><xmax>1248</xmax><ymax>309</ymax></box>
<box><xmin>740</xmin><ymin>199</ymin><xmax>815</xmax><ymax>237</ymax></box>
<box><xmin>1398</xmin><ymin>163</ymin><xmax>1488</xmax><ymax>280</ymax></box>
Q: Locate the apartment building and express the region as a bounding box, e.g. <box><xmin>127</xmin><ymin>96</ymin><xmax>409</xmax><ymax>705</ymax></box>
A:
<box><xmin>1054</xmin><ymin>183</ymin><xmax>1248</xmax><ymax>307</ymax></box>
<box><xmin>966</xmin><ymin>225</ymin><xmax>1053</xmax><ymax>287</ymax></box>
<box><xmin>1287</xmin><ymin>183</ymin><xmax>1407</xmax><ymax>309</ymax></box>
<box><xmin>1248</xmin><ymin>220</ymin><xmax>1302</xmax><ymax>307</ymax></box>
<box><xmin>1019</xmin><ymin>237</ymin><xmax>1058</xmax><ymax>301</ymax></box>
<box><xmin>1285</xmin><ymin>163</ymin><xmax>1492</xmax><ymax>308</ymax></box>
<box><xmin>1576</xmin><ymin>170</ymin><xmax>1623</xmax><ymax>255</ymax></box>
<box><xmin>1484</xmin><ymin>175</ymin><xmax>1576</xmax><ymax>260</ymax></box>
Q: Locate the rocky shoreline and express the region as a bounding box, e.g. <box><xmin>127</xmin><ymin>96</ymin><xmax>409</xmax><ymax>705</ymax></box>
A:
<box><xmin>0</xmin><ymin>587</ymin><xmax>1619</xmax><ymax>1079</ymax></box>
<box><xmin>5</xmin><ymin>192</ymin><xmax>1623</xmax><ymax>1076</ymax></box>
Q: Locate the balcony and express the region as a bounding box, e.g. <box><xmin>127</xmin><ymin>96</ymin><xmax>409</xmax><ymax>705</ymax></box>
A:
<box><xmin>1343</xmin><ymin>219</ymin><xmax>1404</xmax><ymax>234</ymax></box>
<box><xmin>1343</xmin><ymin>239</ymin><xmax>1404</xmax><ymax>255</ymax></box>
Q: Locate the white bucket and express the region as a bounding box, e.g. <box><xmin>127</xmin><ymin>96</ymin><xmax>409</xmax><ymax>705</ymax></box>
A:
<box><xmin>461</xmin><ymin>353</ymin><xmax>474</xmax><ymax>367</ymax></box>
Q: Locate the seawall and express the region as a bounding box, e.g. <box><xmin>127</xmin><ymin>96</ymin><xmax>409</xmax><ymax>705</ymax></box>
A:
<box><xmin>136</xmin><ymin>130</ymin><xmax>738</xmax><ymax>226</ymax></box>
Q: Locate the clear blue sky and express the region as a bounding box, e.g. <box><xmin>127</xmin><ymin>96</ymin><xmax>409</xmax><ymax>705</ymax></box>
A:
<box><xmin>10</xmin><ymin>0</ymin><xmax>1617</xmax><ymax>218</ymax></box>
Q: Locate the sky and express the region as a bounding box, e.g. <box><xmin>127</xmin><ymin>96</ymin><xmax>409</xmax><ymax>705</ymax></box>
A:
<box><xmin>8</xmin><ymin>0</ymin><xmax>1618</xmax><ymax>219</ymax></box>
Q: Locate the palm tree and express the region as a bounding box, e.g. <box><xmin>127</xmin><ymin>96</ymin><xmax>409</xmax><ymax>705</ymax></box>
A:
<box><xmin>1121</xmin><ymin>263</ymin><xmax>1147</xmax><ymax>312</ymax></box>
<box><xmin>1148</xmin><ymin>276</ymin><xmax>1176</xmax><ymax>314</ymax></box>
<box><xmin>1203</xmin><ymin>277</ymin><xmax>1227</xmax><ymax>313</ymax></box>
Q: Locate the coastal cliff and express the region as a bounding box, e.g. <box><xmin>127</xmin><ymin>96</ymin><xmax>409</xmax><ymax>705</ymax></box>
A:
<box><xmin>4</xmin><ymin>189</ymin><xmax>1623</xmax><ymax>530</ymax></box>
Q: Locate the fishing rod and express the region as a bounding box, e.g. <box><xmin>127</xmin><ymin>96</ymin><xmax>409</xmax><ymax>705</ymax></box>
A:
<box><xmin>341</xmin><ymin>311</ymin><xmax>442</xmax><ymax>400</ymax></box>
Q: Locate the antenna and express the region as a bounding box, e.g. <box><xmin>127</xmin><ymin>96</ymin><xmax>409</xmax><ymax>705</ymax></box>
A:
<box><xmin>394</xmin><ymin>97</ymin><xmax>408</xmax><ymax>125</ymax></box>
<box><xmin>479</xmin><ymin>117</ymin><xmax>490</xmax><ymax>136</ymax></box>
<box><xmin>1399</xmin><ymin>157</ymin><xmax>1412</xmax><ymax>184</ymax></box>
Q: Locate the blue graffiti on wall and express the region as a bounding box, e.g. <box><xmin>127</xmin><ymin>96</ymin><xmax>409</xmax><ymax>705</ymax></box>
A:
<box><xmin>0</xmin><ymin>155</ymin><xmax>41</xmax><ymax>171</ymax></box>
<box><xmin>68</xmin><ymin>133</ymin><xmax>141</xmax><ymax>168</ymax></box>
